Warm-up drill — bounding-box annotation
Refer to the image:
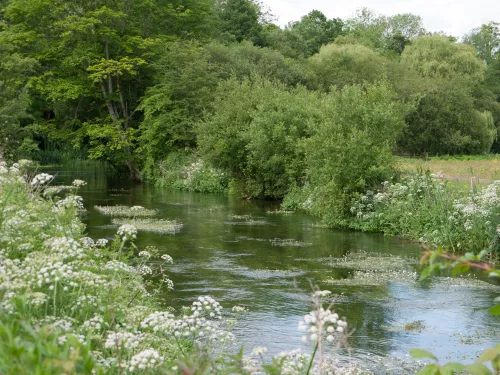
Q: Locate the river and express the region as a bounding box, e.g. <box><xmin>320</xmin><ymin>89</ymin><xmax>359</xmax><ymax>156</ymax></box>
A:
<box><xmin>46</xmin><ymin>164</ymin><xmax>500</xmax><ymax>371</ymax></box>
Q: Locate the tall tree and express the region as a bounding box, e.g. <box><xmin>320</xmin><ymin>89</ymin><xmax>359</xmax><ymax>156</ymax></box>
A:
<box><xmin>286</xmin><ymin>10</ymin><xmax>343</xmax><ymax>57</ymax></box>
<box><xmin>0</xmin><ymin>40</ymin><xmax>37</xmax><ymax>160</ymax></box>
<box><xmin>345</xmin><ymin>8</ymin><xmax>425</xmax><ymax>54</ymax></box>
<box><xmin>463</xmin><ymin>22</ymin><xmax>500</xmax><ymax>64</ymax></box>
<box><xmin>213</xmin><ymin>0</ymin><xmax>263</xmax><ymax>44</ymax></box>
<box><xmin>1</xmin><ymin>0</ymin><xmax>212</xmax><ymax>179</ymax></box>
<box><xmin>398</xmin><ymin>35</ymin><xmax>496</xmax><ymax>154</ymax></box>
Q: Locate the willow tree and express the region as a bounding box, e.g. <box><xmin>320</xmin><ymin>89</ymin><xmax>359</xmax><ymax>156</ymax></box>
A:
<box><xmin>1</xmin><ymin>0</ymin><xmax>213</xmax><ymax>179</ymax></box>
<box><xmin>398</xmin><ymin>35</ymin><xmax>496</xmax><ymax>155</ymax></box>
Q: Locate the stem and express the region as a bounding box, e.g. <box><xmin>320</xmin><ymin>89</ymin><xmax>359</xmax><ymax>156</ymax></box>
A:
<box><xmin>53</xmin><ymin>281</ymin><xmax>57</xmax><ymax>317</ymax></box>
<box><xmin>174</xmin><ymin>337</ymin><xmax>185</xmax><ymax>356</ymax></box>
<box><xmin>306</xmin><ymin>342</ymin><xmax>318</xmax><ymax>375</ymax></box>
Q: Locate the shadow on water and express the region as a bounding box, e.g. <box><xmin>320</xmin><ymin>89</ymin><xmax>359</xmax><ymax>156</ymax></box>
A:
<box><xmin>45</xmin><ymin>164</ymin><xmax>500</xmax><ymax>366</ymax></box>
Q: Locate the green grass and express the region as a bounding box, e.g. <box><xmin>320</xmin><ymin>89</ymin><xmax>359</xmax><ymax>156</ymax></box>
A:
<box><xmin>396</xmin><ymin>155</ymin><xmax>500</xmax><ymax>181</ymax></box>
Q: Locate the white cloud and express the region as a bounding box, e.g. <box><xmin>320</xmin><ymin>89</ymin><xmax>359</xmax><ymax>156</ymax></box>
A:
<box><xmin>262</xmin><ymin>0</ymin><xmax>499</xmax><ymax>38</ymax></box>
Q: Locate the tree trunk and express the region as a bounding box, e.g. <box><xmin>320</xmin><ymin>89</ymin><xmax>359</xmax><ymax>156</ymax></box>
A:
<box><xmin>125</xmin><ymin>159</ymin><xmax>142</xmax><ymax>182</ymax></box>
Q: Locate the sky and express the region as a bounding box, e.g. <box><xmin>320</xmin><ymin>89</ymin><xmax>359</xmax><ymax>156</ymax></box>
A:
<box><xmin>262</xmin><ymin>0</ymin><xmax>500</xmax><ymax>38</ymax></box>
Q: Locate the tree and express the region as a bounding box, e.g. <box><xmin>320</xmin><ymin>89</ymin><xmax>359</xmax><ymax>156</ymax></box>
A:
<box><xmin>308</xmin><ymin>42</ymin><xmax>388</xmax><ymax>91</ymax></box>
<box><xmin>399</xmin><ymin>87</ymin><xmax>496</xmax><ymax>155</ymax></box>
<box><xmin>286</xmin><ymin>10</ymin><xmax>344</xmax><ymax>57</ymax></box>
<box><xmin>0</xmin><ymin>39</ymin><xmax>37</xmax><ymax>160</ymax></box>
<box><xmin>463</xmin><ymin>22</ymin><xmax>500</xmax><ymax>64</ymax></box>
<box><xmin>139</xmin><ymin>41</ymin><xmax>218</xmax><ymax>178</ymax></box>
<box><xmin>384</xmin><ymin>13</ymin><xmax>426</xmax><ymax>54</ymax></box>
<box><xmin>213</xmin><ymin>0</ymin><xmax>263</xmax><ymax>44</ymax></box>
<box><xmin>1</xmin><ymin>0</ymin><xmax>213</xmax><ymax>179</ymax></box>
<box><xmin>401</xmin><ymin>35</ymin><xmax>485</xmax><ymax>81</ymax></box>
<box><xmin>345</xmin><ymin>8</ymin><xmax>425</xmax><ymax>54</ymax></box>
<box><xmin>398</xmin><ymin>35</ymin><xmax>495</xmax><ymax>155</ymax></box>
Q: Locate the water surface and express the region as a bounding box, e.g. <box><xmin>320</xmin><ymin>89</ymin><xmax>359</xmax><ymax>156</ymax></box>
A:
<box><xmin>47</xmin><ymin>165</ymin><xmax>500</xmax><ymax>370</ymax></box>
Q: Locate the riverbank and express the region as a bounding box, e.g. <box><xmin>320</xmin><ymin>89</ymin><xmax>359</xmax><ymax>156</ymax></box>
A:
<box><xmin>146</xmin><ymin>154</ymin><xmax>500</xmax><ymax>256</ymax></box>
<box><xmin>2</xmin><ymin>160</ymin><xmax>499</xmax><ymax>373</ymax></box>
<box><xmin>0</xmin><ymin>161</ymin><xmax>228</xmax><ymax>373</ymax></box>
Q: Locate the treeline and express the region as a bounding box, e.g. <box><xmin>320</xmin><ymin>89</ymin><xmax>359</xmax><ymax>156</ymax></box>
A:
<box><xmin>1</xmin><ymin>1</ymin><xmax>500</xmax><ymax>214</ymax></box>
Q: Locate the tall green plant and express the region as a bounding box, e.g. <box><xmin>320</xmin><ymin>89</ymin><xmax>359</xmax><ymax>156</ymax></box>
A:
<box><xmin>303</xmin><ymin>82</ymin><xmax>413</xmax><ymax>226</ymax></box>
<box><xmin>197</xmin><ymin>77</ymin><xmax>322</xmax><ymax>198</ymax></box>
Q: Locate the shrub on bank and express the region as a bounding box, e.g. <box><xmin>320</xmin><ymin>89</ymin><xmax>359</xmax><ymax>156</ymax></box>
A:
<box><xmin>301</xmin><ymin>82</ymin><xmax>412</xmax><ymax>227</ymax></box>
<box><xmin>350</xmin><ymin>174</ymin><xmax>500</xmax><ymax>254</ymax></box>
<box><xmin>153</xmin><ymin>151</ymin><xmax>228</xmax><ymax>194</ymax></box>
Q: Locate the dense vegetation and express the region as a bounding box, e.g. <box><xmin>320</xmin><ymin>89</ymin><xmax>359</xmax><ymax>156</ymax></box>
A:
<box><xmin>1</xmin><ymin>2</ymin><xmax>500</xmax><ymax>372</ymax></box>
<box><xmin>1</xmin><ymin>0</ymin><xmax>500</xmax><ymax>228</ymax></box>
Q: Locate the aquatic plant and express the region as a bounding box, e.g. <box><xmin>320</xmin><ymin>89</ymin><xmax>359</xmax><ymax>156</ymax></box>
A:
<box><xmin>270</xmin><ymin>238</ymin><xmax>312</xmax><ymax>247</ymax></box>
<box><xmin>95</xmin><ymin>205</ymin><xmax>159</xmax><ymax>218</ymax></box>
<box><xmin>112</xmin><ymin>218</ymin><xmax>183</xmax><ymax>234</ymax></box>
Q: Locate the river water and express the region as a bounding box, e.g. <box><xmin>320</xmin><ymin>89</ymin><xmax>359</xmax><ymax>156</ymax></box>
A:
<box><xmin>47</xmin><ymin>165</ymin><xmax>499</xmax><ymax>371</ymax></box>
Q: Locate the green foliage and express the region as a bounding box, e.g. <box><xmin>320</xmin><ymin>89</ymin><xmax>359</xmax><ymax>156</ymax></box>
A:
<box><xmin>398</xmin><ymin>35</ymin><xmax>496</xmax><ymax>155</ymax></box>
<box><xmin>1</xmin><ymin>0</ymin><xmax>213</xmax><ymax>177</ymax></box>
<box><xmin>308</xmin><ymin>42</ymin><xmax>388</xmax><ymax>90</ymax></box>
<box><xmin>206</xmin><ymin>41</ymin><xmax>305</xmax><ymax>86</ymax></box>
<box><xmin>0</xmin><ymin>40</ymin><xmax>37</xmax><ymax>160</ymax></box>
<box><xmin>269</xmin><ymin>10</ymin><xmax>344</xmax><ymax>58</ymax></box>
<box><xmin>153</xmin><ymin>151</ymin><xmax>228</xmax><ymax>194</ymax></box>
<box><xmin>198</xmin><ymin>77</ymin><xmax>322</xmax><ymax>198</ymax></box>
<box><xmin>401</xmin><ymin>35</ymin><xmax>485</xmax><ymax>81</ymax></box>
<box><xmin>139</xmin><ymin>41</ymin><xmax>218</xmax><ymax>177</ymax></box>
<box><xmin>351</xmin><ymin>176</ymin><xmax>500</xmax><ymax>254</ymax></box>
<box><xmin>400</xmin><ymin>86</ymin><xmax>496</xmax><ymax>155</ymax></box>
<box><xmin>213</xmin><ymin>0</ymin><xmax>264</xmax><ymax>44</ymax></box>
<box><xmin>303</xmin><ymin>82</ymin><xmax>412</xmax><ymax>226</ymax></box>
<box><xmin>463</xmin><ymin>22</ymin><xmax>500</xmax><ymax>64</ymax></box>
<box><xmin>345</xmin><ymin>8</ymin><xmax>425</xmax><ymax>53</ymax></box>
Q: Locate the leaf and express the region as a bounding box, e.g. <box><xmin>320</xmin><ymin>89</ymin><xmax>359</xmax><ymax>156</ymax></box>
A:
<box><xmin>410</xmin><ymin>348</ymin><xmax>438</xmax><ymax>361</ymax></box>
<box><xmin>440</xmin><ymin>362</ymin><xmax>465</xmax><ymax>375</ymax></box>
<box><xmin>419</xmin><ymin>266</ymin><xmax>434</xmax><ymax>281</ymax></box>
<box><xmin>452</xmin><ymin>263</ymin><xmax>469</xmax><ymax>277</ymax></box>
<box><xmin>477</xmin><ymin>348</ymin><xmax>500</xmax><ymax>363</ymax></box>
<box><xmin>488</xmin><ymin>304</ymin><xmax>500</xmax><ymax>315</ymax></box>
<box><xmin>416</xmin><ymin>364</ymin><xmax>439</xmax><ymax>375</ymax></box>
<box><xmin>465</xmin><ymin>364</ymin><xmax>493</xmax><ymax>375</ymax></box>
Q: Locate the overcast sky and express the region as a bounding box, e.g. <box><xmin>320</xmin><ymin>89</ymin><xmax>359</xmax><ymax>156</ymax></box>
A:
<box><xmin>262</xmin><ymin>0</ymin><xmax>499</xmax><ymax>38</ymax></box>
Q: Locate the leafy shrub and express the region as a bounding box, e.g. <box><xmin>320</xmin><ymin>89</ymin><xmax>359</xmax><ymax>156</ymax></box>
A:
<box><xmin>198</xmin><ymin>77</ymin><xmax>322</xmax><ymax>198</ymax></box>
<box><xmin>302</xmin><ymin>82</ymin><xmax>413</xmax><ymax>226</ymax></box>
<box><xmin>154</xmin><ymin>151</ymin><xmax>228</xmax><ymax>194</ymax></box>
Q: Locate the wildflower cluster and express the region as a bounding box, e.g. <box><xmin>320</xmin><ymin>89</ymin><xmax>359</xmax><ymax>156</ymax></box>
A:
<box><xmin>351</xmin><ymin>175</ymin><xmax>500</xmax><ymax>254</ymax></box>
<box><xmin>0</xmin><ymin>164</ymin><xmax>229</xmax><ymax>374</ymax></box>
<box><xmin>117</xmin><ymin>224</ymin><xmax>138</xmax><ymax>241</ymax></box>
<box><xmin>31</xmin><ymin>173</ymin><xmax>53</xmax><ymax>187</ymax></box>
<box><xmin>299</xmin><ymin>308</ymin><xmax>347</xmax><ymax>343</ymax></box>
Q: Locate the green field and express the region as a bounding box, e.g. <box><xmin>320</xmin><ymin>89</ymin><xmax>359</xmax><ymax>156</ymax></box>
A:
<box><xmin>396</xmin><ymin>155</ymin><xmax>500</xmax><ymax>182</ymax></box>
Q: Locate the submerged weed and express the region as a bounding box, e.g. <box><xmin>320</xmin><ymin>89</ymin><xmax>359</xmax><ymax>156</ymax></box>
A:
<box><xmin>95</xmin><ymin>205</ymin><xmax>159</xmax><ymax>217</ymax></box>
<box><xmin>112</xmin><ymin>218</ymin><xmax>183</xmax><ymax>234</ymax></box>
